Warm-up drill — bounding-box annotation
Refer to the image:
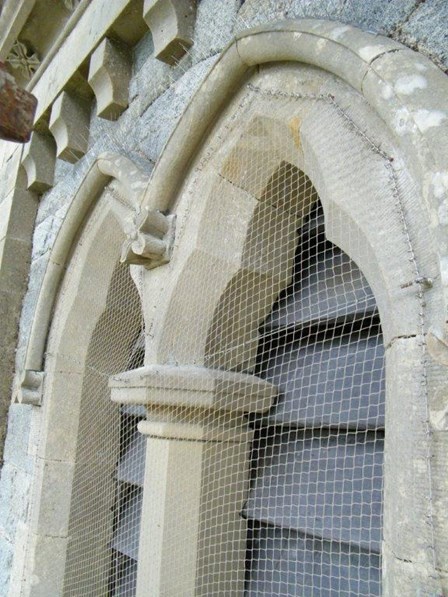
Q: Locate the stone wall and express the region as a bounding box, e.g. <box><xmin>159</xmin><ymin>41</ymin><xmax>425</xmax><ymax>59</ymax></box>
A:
<box><xmin>0</xmin><ymin>0</ymin><xmax>447</xmax><ymax>593</ymax></box>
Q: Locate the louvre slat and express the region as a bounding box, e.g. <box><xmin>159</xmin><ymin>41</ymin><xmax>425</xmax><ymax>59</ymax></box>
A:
<box><xmin>244</xmin><ymin>430</ymin><xmax>383</xmax><ymax>552</ymax></box>
<box><xmin>117</xmin><ymin>430</ymin><xmax>146</xmax><ymax>486</ymax></box>
<box><xmin>111</xmin><ymin>556</ymin><xmax>138</xmax><ymax>596</ymax></box>
<box><xmin>258</xmin><ymin>333</ymin><xmax>384</xmax><ymax>429</ymax></box>
<box><xmin>264</xmin><ymin>249</ymin><xmax>377</xmax><ymax>333</ymax></box>
<box><xmin>246</xmin><ymin>524</ymin><xmax>381</xmax><ymax>597</ymax></box>
<box><xmin>111</xmin><ymin>490</ymin><xmax>142</xmax><ymax>560</ymax></box>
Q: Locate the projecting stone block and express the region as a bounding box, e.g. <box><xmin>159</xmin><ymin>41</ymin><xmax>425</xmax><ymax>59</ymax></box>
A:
<box><xmin>21</xmin><ymin>132</ymin><xmax>56</xmax><ymax>193</ymax></box>
<box><xmin>143</xmin><ymin>0</ymin><xmax>196</xmax><ymax>65</ymax></box>
<box><xmin>49</xmin><ymin>91</ymin><xmax>89</xmax><ymax>163</ymax></box>
<box><xmin>88</xmin><ymin>38</ymin><xmax>131</xmax><ymax>120</ymax></box>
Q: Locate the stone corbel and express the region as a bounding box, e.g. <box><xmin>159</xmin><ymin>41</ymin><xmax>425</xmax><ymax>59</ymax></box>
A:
<box><xmin>49</xmin><ymin>90</ymin><xmax>89</xmax><ymax>163</ymax></box>
<box><xmin>143</xmin><ymin>0</ymin><xmax>196</xmax><ymax>65</ymax></box>
<box><xmin>88</xmin><ymin>37</ymin><xmax>132</xmax><ymax>120</ymax></box>
<box><xmin>120</xmin><ymin>206</ymin><xmax>176</xmax><ymax>269</ymax></box>
<box><xmin>21</xmin><ymin>131</ymin><xmax>56</xmax><ymax>193</ymax></box>
<box><xmin>14</xmin><ymin>369</ymin><xmax>44</xmax><ymax>406</ymax></box>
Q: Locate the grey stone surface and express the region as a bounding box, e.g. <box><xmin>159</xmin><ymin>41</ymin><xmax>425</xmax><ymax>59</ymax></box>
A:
<box><xmin>235</xmin><ymin>0</ymin><xmax>346</xmax><ymax>32</ymax></box>
<box><xmin>191</xmin><ymin>0</ymin><xmax>239</xmax><ymax>63</ymax></box>
<box><xmin>0</xmin><ymin>463</ymin><xmax>31</xmax><ymax>543</ymax></box>
<box><xmin>236</xmin><ymin>0</ymin><xmax>448</xmax><ymax>71</ymax></box>
<box><xmin>31</xmin><ymin>210</ymin><xmax>66</xmax><ymax>261</ymax></box>
<box><xmin>130</xmin><ymin>27</ymin><xmax>193</xmax><ymax>116</ymax></box>
<box><xmin>137</xmin><ymin>55</ymin><xmax>219</xmax><ymax>163</ymax></box>
<box><xmin>15</xmin><ymin>253</ymin><xmax>49</xmax><ymax>371</ymax></box>
<box><xmin>2</xmin><ymin>405</ymin><xmax>33</xmax><ymax>474</ymax></box>
<box><xmin>339</xmin><ymin>0</ymin><xmax>420</xmax><ymax>35</ymax></box>
<box><xmin>0</xmin><ymin>536</ymin><xmax>13</xmax><ymax>597</ymax></box>
<box><xmin>398</xmin><ymin>0</ymin><xmax>448</xmax><ymax>71</ymax></box>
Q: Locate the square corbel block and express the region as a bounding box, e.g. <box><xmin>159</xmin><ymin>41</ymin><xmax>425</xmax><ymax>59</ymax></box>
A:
<box><xmin>49</xmin><ymin>91</ymin><xmax>90</xmax><ymax>163</ymax></box>
<box><xmin>144</xmin><ymin>0</ymin><xmax>196</xmax><ymax>65</ymax></box>
<box><xmin>88</xmin><ymin>38</ymin><xmax>131</xmax><ymax>120</ymax></box>
<box><xmin>22</xmin><ymin>131</ymin><xmax>56</xmax><ymax>194</ymax></box>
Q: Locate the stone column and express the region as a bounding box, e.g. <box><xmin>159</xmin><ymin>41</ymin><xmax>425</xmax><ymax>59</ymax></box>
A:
<box><xmin>109</xmin><ymin>364</ymin><xmax>276</xmax><ymax>597</ymax></box>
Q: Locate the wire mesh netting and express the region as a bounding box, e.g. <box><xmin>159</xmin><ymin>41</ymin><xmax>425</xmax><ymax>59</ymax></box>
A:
<box><xmin>52</xmin><ymin>94</ymin><xmax>384</xmax><ymax>597</ymax></box>
<box><xmin>47</xmin><ymin>14</ymin><xmax>393</xmax><ymax>594</ymax></box>
<box><xmin>60</xmin><ymin>260</ymin><xmax>147</xmax><ymax>596</ymax></box>
<box><xmin>57</xmin><ymin>156</ymin><xmax>384</xmax><ymax>596</ymax></box>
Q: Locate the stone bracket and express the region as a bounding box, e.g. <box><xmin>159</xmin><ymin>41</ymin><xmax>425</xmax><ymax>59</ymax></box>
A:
<box><xmin>88</xmin><ymin>37</ymin><xmax>131</xmax><ymax>120</ymax></box>
<box><xmin>120</xmin><ymin>207</ymin><xmax>176</xmax><ymax>269</ymax></box>
<box><xmin>21</xmin><ymin>131</ymin><xmax>56</xmax><ymax>193</ymax></box>
<box><xmin>14</xmin><ymin>369</ymin><xmax>45</xmax><ymax>406</ymax></box>
<box><xmin>49</xmin><ymin>90</ymin><xmax>90</xmax><ymax>163</ymax></box>
<box><xmin>143</xmin><ymin>0</ymin><xmax>196</xmax><ymax>65</ymax></box>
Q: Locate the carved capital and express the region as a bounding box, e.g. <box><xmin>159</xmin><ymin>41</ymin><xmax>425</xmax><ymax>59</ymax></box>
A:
<box><xmin>88</xmin><ymin>38</ymin><xmax>131</xmax><ymax>120</ymax></box>
<box><xmin>14</xmin><ymin>370</ymin><xmax>45</xmax><ymax>406</ymax></box>
<box><xmin>110</xmin><ymin>365</ymin><xmax>276</xmax><ymax>440</ymax></box>
<box><xmin>22</xmin><ymin>131</ymin><xmax>56</xmax><ymax>193</ymax></box>
<box><xmin>110</xmin><ymin>365</ymin><xmax>276</xmax><ymax>413</ymax></box>
<box><xmin>62</xmin><ymin>0</ymin><xmax>81</xmax><ymax>11</ymax></box>
<box><xmin>143</xmin><ymin>0</ymin><xmax>196</xmax><ymax>65</ymax></box>
<box><xmin>6</xmin><ymin>40</ymin><xmax>40</xmax><ymax>79</ymax></box>
<box><xmin>120</xmin><ymin>206</ymin><xmax>176</xmax><ymax>269</ymax></box>
<box><xmin>49</xmin><ymin>91</ymin><xmax>90</xmax><ymax>163</ymax></box>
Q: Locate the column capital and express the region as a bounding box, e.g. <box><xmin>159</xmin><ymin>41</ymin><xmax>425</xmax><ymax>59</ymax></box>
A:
<box><xmin>109</xmin><ymin>364</ymin><xmax>276</xmax><ymax>414</ymax></box>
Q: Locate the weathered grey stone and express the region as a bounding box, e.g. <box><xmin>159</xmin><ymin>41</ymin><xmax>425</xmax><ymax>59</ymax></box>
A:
<box><xmin>235</xmin><ymin>0</ymin><xmax>346</xmax><ymax>33</ymax></box>
<box><xmin>0</xmin><ymin>463</ymin><xmax>31</xmax><ymax>543</ymax></box>
<box><xmin>235</xmin><ymin>0</ymin><xmax>448</xmax><ymax>73</ymax></box>
<box><xmin>384</xmin><ymin>336</ymin><xmax>448</xmax><ymax>576</ymax></box>
<box><xmin>15</xmin><ymin>254</ymin><xmax>49</xmax><ymax>369</ymax></box>
<box><xmin>383</xmin><ymin>542</ymin><xmax>443</xmax><ymax>596</ymax></box>
<box><xmin>31</xmin><ymin>458</ymin><xmax>74</xmax><ymax>537</ymax></box>
<box><xmin>133</xmin><ymin>47</ymin><xmax>191</xmax><ymax>116</ymax></box>
<box><xmin>2</xmin><ymin>405</ymin><xmax>33</xmax><ymax>473</ymax></box>
<box><xmin>339</xmin><ymin>0</ymin><xmax>420</xmax><ymax>35</ymax></box>
<box><xmin>191</xmin><ymin>0</ymin><xmax>239</xmax><ymax>63</ymax></box>
<box><xmin>138</xmin><ymin>55</ymin><xmax>218</xmax><ymax>163</ymax></box>
<box><xmin>31</xmin><ymin>211</ymin><xmax>65</xmax><ymax>261</ymax></box>
<box><xmin>398</xmin><ymin>0</ymin><xmax>448</xmax><ymax>72</ymax></box>
<box><xmin>0</xmin><ymin>535</ymin><xmax>13</xmax><ymax>597</ymax></box>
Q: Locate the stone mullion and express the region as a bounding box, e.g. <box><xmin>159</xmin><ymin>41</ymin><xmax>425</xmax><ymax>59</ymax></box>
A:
<box><xmin>109</xmin><ymin>365</ymin><xmax>277</xmax><ymax>596</ymax></box>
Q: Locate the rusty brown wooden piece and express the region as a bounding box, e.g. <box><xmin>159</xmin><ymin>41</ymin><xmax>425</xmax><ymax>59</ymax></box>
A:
<box><xmin>0</xmin><ymin>62</ymin><xmax>37</xmax><ymax>143</ymax></box>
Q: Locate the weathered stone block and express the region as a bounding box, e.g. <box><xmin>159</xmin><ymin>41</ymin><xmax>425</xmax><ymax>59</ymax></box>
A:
<box><xmin>24</xmin><ymin>533</ymin><xmax>67</xmax><ymax>597</ymax></box>
<box><xmin>191</xmin><ymin>0</ymin><xmax>238</xmax><ymax>63</ymax></box>
<box><xmin>384</xmin><ymin>336</ymin><xmax>448</xmax><ymax>573</ymax></box>
<box><xmin>0</xmin><ymin>535</ymin><xmax>13</xmax><ymax>597</ymax></box>
<box><xmin>399</xmin><ymin>0</ymin><xmax>448</xmax><ymax>72</ymax></box>
<box><xmin>88</xmin><ymin>38</ymin><xmax>132</xmax><ymax>120</ymax></box>
<box><xmin>0</xmin><ymin>463</ymin><xmax>31</xmax><ymax>543</ymax></box>
<box><xmin>2</xmin><ymin>404</ymin><xmax>33</xmax><ymax>473</ymax></box>
<box><xmin>31</xmin><ymin>458</ymin><xmax>74</xmax><ymax>537</ymax></box>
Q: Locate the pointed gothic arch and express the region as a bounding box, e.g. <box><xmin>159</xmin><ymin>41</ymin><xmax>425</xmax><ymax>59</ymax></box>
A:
<box><xmin>16</xmin><ymin>19</ymin><xmax>448</xmax><ymax>597</ymax></box>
